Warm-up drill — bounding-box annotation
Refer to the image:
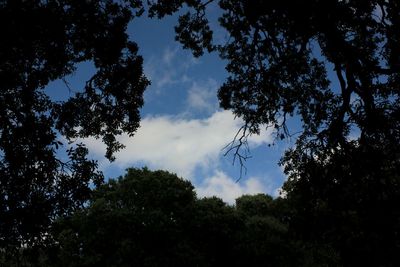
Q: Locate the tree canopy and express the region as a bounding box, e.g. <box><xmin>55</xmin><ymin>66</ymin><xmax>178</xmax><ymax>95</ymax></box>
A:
<box><xmin>0</xmin><ymin>0</ymin><xmax>224</xmax><ymax>249</ymax></box>
<box><xmin>0</xmin><ymin>0</ymin><xmax>154</xmax><ymax>248</ymax></box>
<box><xmin>172</xmin><ymin>0</ymin><xmax>400</xmax><ymax>265</ymax></box>
<box><xmin>45</xmin><ymin>168</ymin><xmax>312</xmax><ymax>267</ymax></box>
<box><xmin>175</xmin><ymin>0</ymin><xmax>400</xmax><ymax>148</ymax></box>
<box><xmin>51</xmin><ymin>168</ymin><xmax>197</xmax><ymax>267</ymax></box>
<box><xmin>1</xmin><ymin>0</ymin><xmax>400</xmax><ymax>265</ymax></box>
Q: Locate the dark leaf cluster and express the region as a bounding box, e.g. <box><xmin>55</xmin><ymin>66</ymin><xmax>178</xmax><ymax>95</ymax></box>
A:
<box><xmin>174</xmin><ymin>1</ymin><xmax>400</xmax><ymax>265</ymax></box>
<box><xmin>0</xmin><ymin>0</ymin><xmax>152</xmax><ymax>248</ymax></box>
<box><xmin>0</xmin><ymin>168</ymin><xmax>339</xmax><ymax>267</ymax></box>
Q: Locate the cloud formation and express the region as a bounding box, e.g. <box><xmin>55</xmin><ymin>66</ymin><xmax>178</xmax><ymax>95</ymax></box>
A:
<box><xmin>186</xmin><ymin>79</ymin><xmax>218</xmax><ymax>113</ymax></box>
<box><xmin>144</xmin><ymin>46</ymin><xmax>196</xmax><ymax>89</ymax></box>
<box><xmin>196</xmin><ymin>171</ymin><xmax>270</xmax><ymax>204</ymax></box>
<box><xmin>84</xmin><ymin>110</ymin><xmax>272</xmax><ymax>179</ymax></box>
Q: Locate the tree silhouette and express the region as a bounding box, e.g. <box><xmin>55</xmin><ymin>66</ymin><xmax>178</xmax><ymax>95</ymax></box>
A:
<box><xmin>2</xmin><ymin>1</ymin><xmax>400</xmax><ymax>265</ymax></box>
<box><xmin>0</xmin><ymin>0</ymin><xmax>151</xmax><ymax>249</ymax></box>
<box><xmin>175</xmin><ymin>0</ymin><xmax>400</xmax><ymax>151</ymax></box>
<box><xmin>282</xmin><ymin>142</ymin><xmax>400</xmax><ymax>266</ymax></box>
<box><xmin>174</xmin><ymin>0</ymin><xmax>400</xmax><ymax>264</ymax></box>
<box><xmin>0</xmin><ymin>167</ymin><xmax>347</xmax><ymax>266</ymax></box>
<box><xmin>51</xmin><ymin>168</ymin><xmax>197</xmax><ymax>267</ymax></box>
<box><xmin>49</xmin><ymin>169</ymin><xmax>313</xmax><ymax>267</ymax></box>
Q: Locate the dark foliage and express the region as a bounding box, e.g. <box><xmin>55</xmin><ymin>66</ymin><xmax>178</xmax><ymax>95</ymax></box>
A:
<box><xmin>173</xmin><ymin>0</ymin><xmax>400</xmax><ymax>265</ymax></box>
<box><xmin>43</xmin><ymin>169</ymin><xmax>319</xmax><ymax>267</ymax></box>
<box><xmin>2</xmin><ymin>0</ymin><xmax>400</xmax><ymax>266</ymax></box>
<box><xmin>283</xmin><ymin>142</ymin><xmax>400</xmax><ymax>266</ymax></box>
<box><xmin>51</xmin><ymin>168</ymin><xmax>197</xmax><ymax>267</ymax></box>
<box><xmin>0</xmin><ymin>0</ymin><xmax>151</xmax><ymax>249</ymax></box>
<box><xmin>175</xmin><ymin>0</ymin><xmax>400</xmax><ymax>147</ymax></box>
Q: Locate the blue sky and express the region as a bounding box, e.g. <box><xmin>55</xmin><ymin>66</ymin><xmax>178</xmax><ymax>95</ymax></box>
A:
<box><xmin>46</xmin><ymin>12</ymin><xmax>290</xmax><ymax>204</ymax></box>
<box><xmin>45</xmin><ymin>4</ymin><xmax>381</xmax><ymax>203</ymax></box>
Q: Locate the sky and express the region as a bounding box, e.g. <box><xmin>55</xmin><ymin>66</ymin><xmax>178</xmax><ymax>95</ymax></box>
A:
<box><xmin>46</xmin><ymin>10</ymin><xmax>290</xmax><ymax>204</ymax></box>
<box><xmin>44</xmin><ymin>2</ymin><xmax>387</xmax><ymax>204</ymax></box>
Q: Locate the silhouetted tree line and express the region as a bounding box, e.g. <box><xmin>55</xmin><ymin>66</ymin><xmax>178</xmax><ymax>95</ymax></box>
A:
<box><xmin>1</xmin><ymin>0</ymin><xmax>399</xmax><ymax>266</ymax></box>
<box><xmin>0</xmin><ymin>168</ymin><xmax>340</xmax><ymax>266</ymax></box>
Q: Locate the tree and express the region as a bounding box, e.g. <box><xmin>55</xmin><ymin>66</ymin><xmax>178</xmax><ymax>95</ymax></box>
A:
<box><xmin>190</xmin><ymin>197</ymin><xmax>241</xmax><ymax>267</ymax></box>
<box><xmin>282</xmin><ymin>142</ymin><xmax>400</xmax><ymax>266</ymax></box>
<box><xmin>235</xmin><ymin>194</ymin><xmax>292</xmax><ymax>266</ymax></box>
<box><xmin>9</xmin><ymin>167</ymin><xmax>335</xmax><ymax>266</ymax></box>
<box><xmin>0</xmin><ymin>0</ymin><xmax>152</xmax><ymax>249</ymax></box>
<box><xmin>171</xmin><ymin>0</ymin><xmax>400</xmax><ymax>264</ymax></box>
<box><xmin>51</xmin><ymin>170</ymin><xmax>315</xmax><ymax>267</ymax></box>
<box><xmin>51</xmin><ymin>168</ymin><xmax>197</xmax><ymax>267</ymax></box>
<box><xmin>234</xmin><ymin>194</ymin><xmax>339</xmax><ymax>267</ymax></box>
<box><xmin>0</xmin><ymin>0</ymin><xmax>236</xmax><ymax>250</ymax></box>
<box><xmin>174</xmin><ymin>0</ymin><xmax>400</xmax><ymax>149</ymax></box>
<box><xmin>51</xmin><ymin>169</ymin><xmax>243</xmax><ymax>267</ymax></box>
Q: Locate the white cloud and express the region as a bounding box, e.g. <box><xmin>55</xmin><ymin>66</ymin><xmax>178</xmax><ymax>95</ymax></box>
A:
<box><xmin>162</xmin><ymin>46</ymin><xmax>178</xmax><ymax>65</ymax></box>
<box><xmin>196</xmin><ymin>171</ymin><xmax>270</xmax><ymax>204</ymax></box>
<box><xmin>83</xmin><ymin>110</ymin><xmax>273</xmax><ymax>180</ymax></box>
<box><xmin>187</xmin><ymin>79</ymin><xmax>218</xmax><ymax>112</ymax></box>
<box><xmin>144</xmin><ymin>46</ymin><xmax>197</xmax><ymax>89</ymax></box>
